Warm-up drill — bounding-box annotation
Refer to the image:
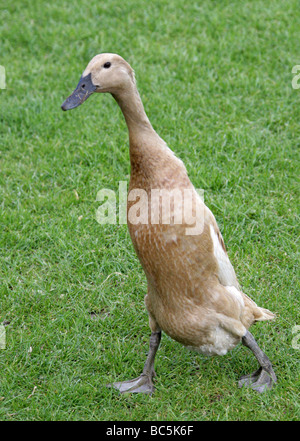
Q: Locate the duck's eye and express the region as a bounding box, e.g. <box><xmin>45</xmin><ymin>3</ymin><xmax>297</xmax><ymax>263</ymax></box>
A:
<box><xmin>103</xmin><ymin>62</ymin><xmax>111</xmax><ymax>69</ymax></box>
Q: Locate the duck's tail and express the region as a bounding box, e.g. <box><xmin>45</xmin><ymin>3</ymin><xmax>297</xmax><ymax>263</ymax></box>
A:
<box><xmin>242</xmin><ymin>292</ymin><xmax>276</xmax><ymax>327</ymax></box>
<box><xmin>254</xmin><ymin>306</ymin><xmax>276</xmax><ymax>321</ymax></box>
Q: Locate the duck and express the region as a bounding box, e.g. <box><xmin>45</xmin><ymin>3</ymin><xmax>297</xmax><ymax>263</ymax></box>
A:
<box><xmin>61</xmin><ymin>53</ymin><xmax>277</xmax><ymax>394</ymax></box>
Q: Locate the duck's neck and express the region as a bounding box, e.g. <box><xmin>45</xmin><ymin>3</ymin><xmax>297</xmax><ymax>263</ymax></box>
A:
<box><xmin>111</xmin><ymin>82</ymin><xmax>184</xmax><ymax>187</ymax></box>
<box><xmin>112</xmin><ymin>83</ymin><xmax>156</xmax><ymax>139</ymax></box>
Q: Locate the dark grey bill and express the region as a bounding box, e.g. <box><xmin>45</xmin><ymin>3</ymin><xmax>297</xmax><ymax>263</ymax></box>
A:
<box><xmin>61</xmin><ymin>73</ymin><xmax>96</xmax><ymax>111</ymax></box>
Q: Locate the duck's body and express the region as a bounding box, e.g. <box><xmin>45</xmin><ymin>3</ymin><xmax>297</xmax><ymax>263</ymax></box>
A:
<box><xmin>127</xmin><ymin>125</ymin><xmax>273</xmax><ymax>357</ymax></box>
<box><xmin>62</xmin><ymin>53</ymin><xmax>277</xmax><ymax>393</ymax></box>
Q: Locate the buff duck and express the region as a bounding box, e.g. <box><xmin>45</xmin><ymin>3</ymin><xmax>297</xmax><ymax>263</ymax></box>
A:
<box><xmin>61</xmin><ymin>53</ymin><xmax>277</xmax><ymax>393</ymax></box>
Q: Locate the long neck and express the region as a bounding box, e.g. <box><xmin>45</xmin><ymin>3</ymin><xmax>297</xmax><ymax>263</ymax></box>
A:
<box><xmin>112</xmin><ymin>82</ymin><xmax>162</xmax><ymax>173</ymax></box>
<box><xmin>112</xmin><ymin>83</ymin><xmax>154</xmax><ymax>136</ymax></box>
<box><xmin>111</xmin><ymin>81</ymin><xmax>186</xmax><ymax>187</ymax></box>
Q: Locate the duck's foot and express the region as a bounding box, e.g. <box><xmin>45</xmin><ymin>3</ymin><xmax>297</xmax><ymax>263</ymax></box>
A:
<box><xmin>239</xmin><ymin>331</ymin><xmax>277</xmax><ymax>393</ymax></box>
<box><xmin>108</xmin><ymin>331</ymin><xmax>161</xmax><ymax>395</ymax></box>
<box><xmin>238</xmin><ymin>367</ymin><xmax>276</xmax><ymax>393</ymax></box>
<box><xmin>238</xmin><ymin>367</ymin><xmax>262</xmax><ymax>387</ymax></box>
<box><xmin>108</xmin><ymin>373</ymin><xmax>155</xmax><ymax>394</ymax></box>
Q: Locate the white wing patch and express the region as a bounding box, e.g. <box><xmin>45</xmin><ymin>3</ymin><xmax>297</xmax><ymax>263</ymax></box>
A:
<box><xmin>225</xmin><ymin>285</ymin><xmax>245</xmax><ymax>308</ymax></box>
<box><xmin>209</xmin><ymin>224</ymin><xmax>238</xmax><ymax>288</ymax></box>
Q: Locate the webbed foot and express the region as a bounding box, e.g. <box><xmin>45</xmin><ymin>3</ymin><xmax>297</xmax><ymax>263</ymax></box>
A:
<box><xmin>108</xmin><ymin>331</ymin><xmax>161</xmax><ymax>395</ymax></box>
<box><xmin>239</xmin><ymin>331</ymin><xmax>277</xmax><ymax>393</ymax></box>
<box><xmin>238</xmin><ymin>366</ymin><xmax>277</xmax><ymax>393</ymax></box>
<box><xmin>108</xmin><ymin>373</ymin><xmax>155</xmax><ymax>394</ymax></box>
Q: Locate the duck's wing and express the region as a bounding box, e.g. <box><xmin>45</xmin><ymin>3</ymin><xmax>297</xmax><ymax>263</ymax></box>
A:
<box><xmin>206</xmin><ymin>207</ymin><xmax>275</xmax><ymax>327</ymax></box>
<box><xmin>205</xmin><ymin>208</ymin><xmax>239</xmax><ymax>288</ymax></box>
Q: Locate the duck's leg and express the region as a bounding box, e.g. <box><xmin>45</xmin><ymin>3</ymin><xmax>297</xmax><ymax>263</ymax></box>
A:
<box><xmin>108</xmin><ymin>331</ymin><xmax>161</xmax><ymax>394</ymax></box>
<box><xmin>238</xmin><ymin>331</ymin><xmax>277</xmax><ymax>393</ymax></box>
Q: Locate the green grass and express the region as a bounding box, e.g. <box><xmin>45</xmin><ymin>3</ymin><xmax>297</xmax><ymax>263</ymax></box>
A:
<box><xmin>0</xmin><ymin>0</ymin><xmax>299</xmax><ymax>421</ymax></box>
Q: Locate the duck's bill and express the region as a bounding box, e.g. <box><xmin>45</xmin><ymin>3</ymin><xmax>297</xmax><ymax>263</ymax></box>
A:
<box><xmin>61</xmin><ymin>73</ymin><xmax>96</xmax><ymax>111</ymax></box>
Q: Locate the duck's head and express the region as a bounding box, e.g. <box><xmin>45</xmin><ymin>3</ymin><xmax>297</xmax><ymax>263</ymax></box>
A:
<box><xmin>61</xmin><ymin>53</ymin><xmax>135</xmax><ymax>111</ymax></box>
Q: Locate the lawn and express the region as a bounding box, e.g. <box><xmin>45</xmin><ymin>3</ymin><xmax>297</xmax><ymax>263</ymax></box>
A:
<box><xmin>0</xmin><ymin>0</ymin><xmax>299</xmax><ymax>421</ymax></box>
